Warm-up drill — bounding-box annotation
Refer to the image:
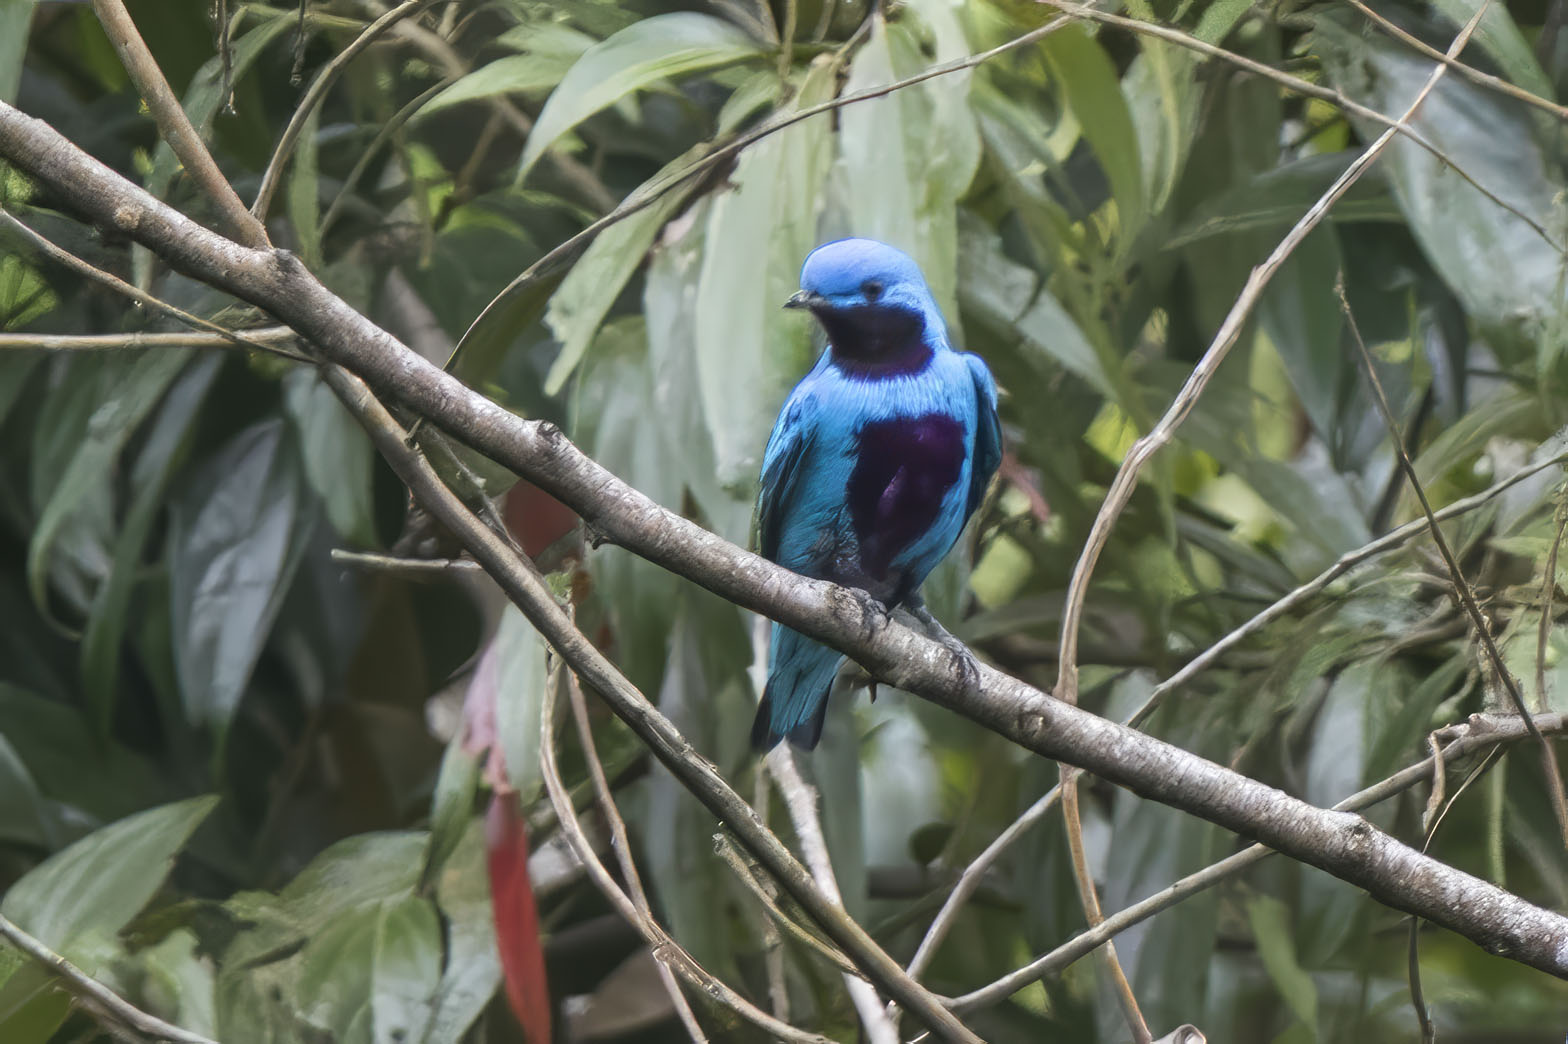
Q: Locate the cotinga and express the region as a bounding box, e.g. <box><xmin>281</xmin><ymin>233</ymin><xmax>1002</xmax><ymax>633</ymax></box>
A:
<box><xmin>751</xmin><ymin>238</ymin><xmax>1001</xmax><ymax>750</ymax></box>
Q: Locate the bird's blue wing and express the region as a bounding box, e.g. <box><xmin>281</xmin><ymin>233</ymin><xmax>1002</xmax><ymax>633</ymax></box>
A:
<box><xmin>755</xmin><ymin>396</ymin><xmax>815</xmax><ymax>562</ymax></box>
<box><xmin>964</xmin><ymin>352</ymin><xmax>1002</xmax><ymax>518</ymax></box>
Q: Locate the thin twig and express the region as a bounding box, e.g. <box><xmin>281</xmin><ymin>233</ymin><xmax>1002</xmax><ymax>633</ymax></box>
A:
<box><xmin>714</xmin><ymin>833</ymin><xmax>860</xmax><ymax>975</ymax></box>
<box><xmin>0</xmin><ymin>912</ymin><xmax>218</xmax><ymax>1044</ymax></box>
<box><xmin>319</xmin><ymin>77</ymin><xmax>454</xmax><ymax>238</ymax></box>
<box><xmin>1051</xmin><ymin>1</ymin><xmax>1488</xmax><ymax>706</ymax></box>
<box><xmin>0</xmin><ymin>326</ymin><xmax>295</xmax><ymax>351</ymax></box>
<box><xmin>252</xmin><ymin>0</ymin><xmax>441</xmax><ymax>223</ymax></box>
<box><xmin>0</xmin><ymin>209</ymin><xmax>310</xmax><ymax>363</ymax></box>
<box><xmin>1062</xmin><ymin>768</ymin><xmax>1151</xmax><ymax>1043</ymax></box>
<box><xmin>566</xmin><ymin>670</ymin><xmax>708</xmax><ymax>1042</ymax></box>
<box><xmin>92</xmin><ymin>0</ymin><xmax>269</xmax><ymax>248</ymax></box>
<box><xmin>768</xmin><ymin>746</ymin><xmax>901</xmax><ymax>1044</ymax></box>
<box><xmin>1337</xmin><ymin>276</ymin><xmax>1568</xmax><ymax>848</ymax></box>
<box><xmin>1347</xmin><ymin>0</ymin><xmax>1568</xmax><ymax>121</ymax></box>
<box><xmin>1408</xmin><ymin>742</ymin><xmax>1506</xmax><ymax>1042</ymax></box>
<box><xmin>534</xmin><ymin>664</ymin><xmax>826</xmax><ymax>1043</ymax></box>
<box><xmin>950</xmin><ymin>712</ymin><xmax>1565</xmax><ymax>1011</ymax></box>
<box><xmin>329</xmin><ymin>547</ymin><xmax>485</xmax><ymax>575</ymax></box>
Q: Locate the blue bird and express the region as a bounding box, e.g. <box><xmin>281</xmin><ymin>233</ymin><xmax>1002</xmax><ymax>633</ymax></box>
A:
<box><xmin>751</xmin><ymin>238</ymin><xmax>1002</xmax><ymax>751</ymax></box>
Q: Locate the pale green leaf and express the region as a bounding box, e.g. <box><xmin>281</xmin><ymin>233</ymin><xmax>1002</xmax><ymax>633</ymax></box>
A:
<box><xmin>518</xmin><ymin>12</ymin><xmax>766</xmax><ymax>179</ymax></box>
<box><xmin>1</xmin><ymin>796</ymin><xmax>218</xmax><ymax>957</ymax></box>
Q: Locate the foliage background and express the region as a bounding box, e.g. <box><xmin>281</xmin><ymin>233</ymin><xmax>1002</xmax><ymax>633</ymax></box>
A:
<box><xmin>1</xmin><ymin>0</ymin><xmax>1567</xmax><ymax>1040</ymax></box>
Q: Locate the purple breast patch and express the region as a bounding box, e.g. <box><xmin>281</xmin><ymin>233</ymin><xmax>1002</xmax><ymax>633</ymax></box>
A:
<box><xmin>847</xmin><ymin>413</ymin><xmax>966</xmax><ymax>583</ymax></box>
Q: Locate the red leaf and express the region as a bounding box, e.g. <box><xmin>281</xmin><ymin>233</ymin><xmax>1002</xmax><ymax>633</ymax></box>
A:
<box><xmin>504</xmin><ymin>479</ymin><xmax>578</xmax><ymax>558</ymax></box>
<box><xmin>487</xmin><ymin>791</ymin><xmax>551</xmax><ymax>1044</ymax></box>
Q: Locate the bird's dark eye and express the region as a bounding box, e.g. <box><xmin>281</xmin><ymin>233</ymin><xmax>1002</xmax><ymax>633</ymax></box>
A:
<box><xmin>862</xmin><ymin>280</ymin><xmax>884</xmax><ymax>302</ymax></box>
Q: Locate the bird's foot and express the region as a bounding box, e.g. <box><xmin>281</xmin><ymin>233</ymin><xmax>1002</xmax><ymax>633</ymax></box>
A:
<box><xmin>905</xmin><ymin>603</ymin><xmax>982</xmax><ymax>693</ymax></box>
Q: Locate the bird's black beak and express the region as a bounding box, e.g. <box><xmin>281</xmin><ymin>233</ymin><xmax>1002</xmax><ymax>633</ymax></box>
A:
<box><xmin>784</xmin><ymin>290</ymin><xmax>825</xmax><ymax>311</ymax></box>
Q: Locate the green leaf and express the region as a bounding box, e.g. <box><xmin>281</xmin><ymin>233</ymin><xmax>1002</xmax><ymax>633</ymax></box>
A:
<box><xmin>81</xmin><ymin>353</ymin><xmax>222</xmax><ymax>733</ymax></box>
<box><xmin>27</xmin><ymin>349</ymin><xmax>189</xmax><ymax>629</ymax></box>
<box><xmin>139</xmin><ymin>928</ymin><xmax>217</xmax><ymax>1039</ymax></box>
<box><xmin>518</xmin><ymin>12</ymin><xmax>766</xmax><ymax>179</ymax></box>
<box><xmin>1166</xmin><ymin>153</ymin><xmax>1400</xmax><ymax>250</ymax></box>
<box><xmin>451</xmin><ymin>267</ymin><xmax>566</xmax><ymax>389</ymax></box>
<box><xmin>282</xmin><ymin>367</ymin><xmax>376</xmax><ymax>545</ymax></box>
<box><xmin>0</xmin><ymin>733</ymin><xmax>52</xmax><ymax>849</ymax></box>
<box><xmin>1428</xmin><ymin>0</ymin><xmax>1555</xmax><ymax>101</ymax></box>
<box><xmin>422</xmin><ymin>820</ymin><xmax>499</xmax><ymax>1044</ymax></box>
<box><xmin>0</xmin><ymin>796</ymin><xmax>218</xmax><ymax>958</ymax></box>
<box><xmin>1040</xmin><ymin>23</ymin><xmax>1145</xmax><ymax>245</ymax></box>
<box><xmin>286</xmin><ymin>106</ymin><xmax>323</xmax><ymax>268</ymax></box>
<box><xmin>1258</xmin><ymin>226</ymin><xmax>1344</xmax><ymax>445</ymax></box>
<box><xmin>1245</xmin><ymin>895</ymin><xmax>1319</xmax><ymax>1036</ymax></box>
<box><xmin>543</xmin><ymin>145</ymin><xmax>708</xmax><ymax>394</ymax></box>
<box><xmin>0</xmin><ymin>0</ymin><xmax>40</xmax><ymax>103</ymax></box>
<box><xmin>1313</xmin><ymin>20</ymin><xmax>1567</xmax><ymax>342</ymax></box>
<box><xmin>422</xmin><ymin>29</ymin><xmax>589</xmax><ymax>116</ymax></box>
<box><xmin>646</xmin><ymin>594</ymin><xmax>751</xmax><ymax>975</ymax></box>
<box><xmin>296</xmin><ymin>904</ymin><xmax>379</xmax><ymax>1044</ymax></box>
<box><xmin>694</xmin><ymin>56</ymin><xmax>836</xmax><ymax>489</ymax></box>
<box><xmin>488</xmin><ymin>606</ymin><xmax>549</xmax><ymax>802</ymax></box>
<box><xmin>372</xmin><ymin>896</ymin><xmax>442</xmax><ymax>1044</ymax></box>
<box><xmin>421</xmin><ymin>731</ymin><xmax>480</xmax><ymax>889</ymax></box>
<box><xmin>168</xmin><ymin>420</ymin><xmax>314</xmax><ymax>741</ymax></box>
<box><xmin>838</xmin><ymin>10</ymin><xmax>980</xmax><ymax>319</ymax></box>
<box><xmin>1100</xmin><ymin>674</ymin><xmax>1227</xmax><ymax>1036</ymax></box>
<box><xmin>0</xmin><ymin>684</ymin><xmax>171</xmax><ymax>821</ymax></box>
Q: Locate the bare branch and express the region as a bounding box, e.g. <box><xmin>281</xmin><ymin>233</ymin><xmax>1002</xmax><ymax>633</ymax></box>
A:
<box><xmin>0</xmin><ymin>326</ymin><xmax>295</xmax><ymax>351</ymax></box>
<box><xmin>0</xmin><ymin>209</ymin><xmax>310</xmax><ymax>364</ymax></box>
<box><xmin>566</xmin><ymin>671</ymin><xmax>708</xmax><ymax>1041</ymax></box>
<box><xmin>768</xmin><ymin>746</ymin><xmax>901</xmax><ymax>1044</ymax></box>
<box><xmin>91</xmin><ymin>0</ymin><xmax>268</xmax><ymax>248</ymax></box>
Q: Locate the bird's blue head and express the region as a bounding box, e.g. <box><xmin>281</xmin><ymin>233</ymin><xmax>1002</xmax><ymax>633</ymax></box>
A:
<box><xmin>786</xmin><ymin>238</ymin><xmax>948</xmax><ymax>373</ymax></box>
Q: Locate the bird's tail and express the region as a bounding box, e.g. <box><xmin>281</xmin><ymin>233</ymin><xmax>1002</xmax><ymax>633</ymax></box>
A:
<box><xmin>751</xmin><ymin>623</ymin><xmax>844</xmax><ymax>752</ymax></box>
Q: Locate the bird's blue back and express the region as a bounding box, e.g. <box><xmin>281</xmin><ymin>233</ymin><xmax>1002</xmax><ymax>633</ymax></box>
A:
<box><xmin>753</xmin><ymin>239</ymin><xmax>1001</xmax><ymax>750</ymax></box>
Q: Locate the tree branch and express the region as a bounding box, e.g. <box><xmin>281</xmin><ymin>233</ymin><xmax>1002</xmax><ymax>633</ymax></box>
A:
<box><xmin>4</xmin><ymin>98</ymin><xmax>1568</xmax><ymax>980</ymax></box>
